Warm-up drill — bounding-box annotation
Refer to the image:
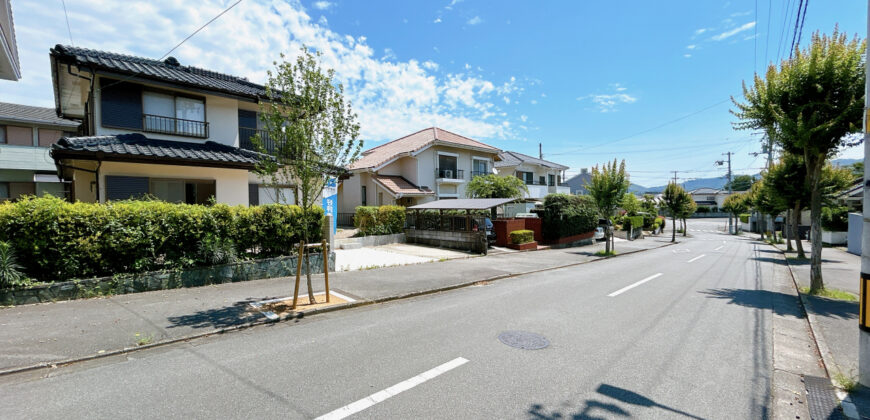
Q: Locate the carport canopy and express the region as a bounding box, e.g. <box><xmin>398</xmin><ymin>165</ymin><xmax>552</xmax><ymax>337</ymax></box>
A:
<box><xmin>406</xmin><ymin>197</ymin><xmax>518</xmax><ymax>210</ymax></box>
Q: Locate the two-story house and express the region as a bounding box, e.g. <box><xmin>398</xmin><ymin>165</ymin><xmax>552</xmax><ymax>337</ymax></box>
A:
<box><xmin>0</xmin><ymin>102</ymin><xmax>80</xmax><ymax>200</ymax></box>
<box><xmin>495</xmin><ymin>151</ymin><xmax>570</xmax><ymax>200</ymax></box>
<box><xmin>338</xmin><ymin>127</ymin><xmax>501</xmax><ymax>217</ymax></box>
<box><xmin>688</xmin><ymin>187</ymin><xmax>732</xmax><ymax>210</ymax></box>
<box><xmin>47</xmin><ymin>45</ymin><xmax>283</xmax><ymax>206</ymax></box>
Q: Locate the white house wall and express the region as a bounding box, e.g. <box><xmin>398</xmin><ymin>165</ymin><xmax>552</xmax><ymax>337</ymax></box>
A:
<box><xmin>97</xmin><ymin>161</ymin><xmax>249</xmax><ymax>205</ymax></box>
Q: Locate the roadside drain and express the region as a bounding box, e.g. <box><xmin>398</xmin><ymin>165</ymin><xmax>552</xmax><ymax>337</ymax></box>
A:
<box><xmin>498</xmin><ymin>331</ymin><xmax>549</xmax><ymax>350</ymax></box>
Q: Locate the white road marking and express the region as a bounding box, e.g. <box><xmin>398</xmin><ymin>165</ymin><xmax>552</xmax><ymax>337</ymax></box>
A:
<box><xmin>714</xmin><ymin>245</ymin><xmax>724</xmax><ymax>251</ymax></box>
<box><xmin>315</xmin><ymin>357</ymin><xmax>469</xmax><ymax>420</ymax></box>
<box><xmin>607</xmin><ymin>273</ymin><xmax>663</xmax><ymax>297</ymax></box>
<box><xmin>687</xmin><ymin>254</ymin><xmax>706</xmax><ymax>263</ymax></box>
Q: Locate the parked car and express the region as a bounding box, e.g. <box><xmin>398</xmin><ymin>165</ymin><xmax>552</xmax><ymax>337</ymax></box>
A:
<box><xmin>594</xmin><ymin>227</ymin><xmax>605</xmax><ymax>241</ymax></box>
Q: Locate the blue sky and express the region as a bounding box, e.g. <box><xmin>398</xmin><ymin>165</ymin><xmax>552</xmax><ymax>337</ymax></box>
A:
<box><xmin>1</xmin><ymin>0</ymin><xmax>865</xmax><ymax>187</ymax></box>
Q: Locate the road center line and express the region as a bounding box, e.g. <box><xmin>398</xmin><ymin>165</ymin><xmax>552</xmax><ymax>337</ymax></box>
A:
<box><xmin>687</xmin><ymin>254</ymin><xmax>706</xmax><ymax>263</ymax></box>
<box><xmin>607</xmin><ymin>273</ymin><xmax>663</xmax><ymax>297</ymax></box>
<box><xmin>315</xmin><ymin>357</ymin><xmax>469</xmax><ymax>420</ymax></box>
<box><xmin>714</xmin><ymin>245</ymin><xmax>724</xmax><ymax>251</ymax></box>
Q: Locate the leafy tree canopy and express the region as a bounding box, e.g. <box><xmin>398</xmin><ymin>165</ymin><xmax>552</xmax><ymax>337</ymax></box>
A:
<box><xmin>465</xmin><ymin>174</ymin><xmax>528</xmax><ymax>199</ymax></box>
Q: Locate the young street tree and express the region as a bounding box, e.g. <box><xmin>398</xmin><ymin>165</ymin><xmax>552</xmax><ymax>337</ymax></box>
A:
<box><xmin>721</xmin><ymin>193</ymin><xmax>749</xmax><ymax>235</ymax></box>
<box><xmin>733</xmin><ymin>29</ymin><xmax>864</xmax><ymax>292</ymax></box>
<box><xmin>465</xmin><ymin>174</ymin><xmax>528</xmax><ymax>199</ymax></box>
<box><xmin>726</xmin><ymin>174</ymin><xmax>755</xmax><ymax>191</ymax></box>
<box><xmin>678</xmin><ymin>192</ymin><xmax>697</xmax><ymax>237</ymax></box>
<box><xmin>585</xmin><ymin>159</ymin><xmax>629</xmax><ymax>253</ymax></box>
<box><xmin>662</xmin><ymin>182</ymin><xmax>688</xmax><ymax>242</ymax></box>
<box><xmin>256</xmin><ymin>48</ymin><xmax>362</xmax><ymax>304</ymax></box>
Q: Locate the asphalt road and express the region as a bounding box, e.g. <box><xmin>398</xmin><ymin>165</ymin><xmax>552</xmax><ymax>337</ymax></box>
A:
<box><xmin>1</xmin><ymin>218</ymin><xmax>778</xmax><ymax>419</ymax></box>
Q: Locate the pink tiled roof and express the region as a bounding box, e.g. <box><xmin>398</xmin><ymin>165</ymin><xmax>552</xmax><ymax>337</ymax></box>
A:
<box><xmin>372</xmin><ymin>175</ymin><xmax>434</xmax><ymax>196</ymax></box>
<box><xmin>348</xmin><ymin>127</ymin><xmax>500</xmax><ymax>170</ymax></box>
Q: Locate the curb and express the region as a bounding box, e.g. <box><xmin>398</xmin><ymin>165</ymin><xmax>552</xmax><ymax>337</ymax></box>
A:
<box><xmin>0</xmin><ymin>241</ymin><xmax>675</xmax><ymax>378</ymax></box>
<box><xmin>771</xmin><ymin>243</ymin><xmax>860</xmax><ymax>419</ymax></box>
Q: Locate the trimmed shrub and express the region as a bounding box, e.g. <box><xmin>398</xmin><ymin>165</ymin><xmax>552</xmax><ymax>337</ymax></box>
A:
<box><xmin>538</xmin><ymin>194</ymin><xmax>598</xmax><ymax>241</ymax></box>
<box><xmin>354</xmin><ymin>205</ymin><xmax>406</xmax><ymax>236</ymax></box>
<box><xmin>624</xmin><ymin>216</ymin><xmax>644</xmax><ymax>230</ymax></box>
<box><xmin>509</xmin><ymin>229</ymin><xmax>535</xmax><ymax>244</ymax></box>
<box><xmin>739</xmin><ymin>213</ymin><xmax>750</xmax><ymax>223</ymax></box>
<box><xmin>696</xmin><ymin>206</ymin><xmax>710</xmax><ymax>213</ymax></box>
<box><xmin>0</xmin><ymin>195</ymin><xmax>322</xmax><ymax>282</ymax></box>
<box><xmin>821</xmin><ymin>206</ymin><xmax>849</xmax><ymax>231</ymax></box>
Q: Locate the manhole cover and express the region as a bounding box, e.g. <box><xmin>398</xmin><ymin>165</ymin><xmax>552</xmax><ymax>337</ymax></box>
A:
<box><xmin>498</xmin><ymin>331</ymin><xmax>549</xmax><ymax>350</ymax></box>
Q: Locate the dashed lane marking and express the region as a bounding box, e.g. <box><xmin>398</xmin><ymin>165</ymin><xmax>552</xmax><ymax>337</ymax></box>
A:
<box><xmin>687</xmin><ymin>254</ymin><xmax>706</xmax><ymax>263</ymax></box>
<box><xmin>607</xmin><ymin>273</ymin><xmax>663</xmax><ymax>297</ymax></box>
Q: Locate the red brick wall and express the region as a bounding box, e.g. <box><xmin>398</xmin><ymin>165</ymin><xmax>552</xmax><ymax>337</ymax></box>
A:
<box><xmin>493</xmin><ymin>218</ymin><xmax>525</xmax><ymax>246</ymax></box>
<box><xmin>524</xmin><ymin>218</ymin><xmax>542</xmax><ymax>243</ymax></box>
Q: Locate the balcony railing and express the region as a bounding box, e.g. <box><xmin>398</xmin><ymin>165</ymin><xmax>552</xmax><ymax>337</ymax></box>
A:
<box><xmin>239</xmin><ymin>127</ymin><xmax>275</xmax><ymax>154</ymax></box>
<box><xmin>143</xmin><ymin>114</ymin><xmax>208</xmax><ymax>138</ymax></box>
<box><xmin>436</xmin><ymin>168</ymin><xmax>464</xmax><ymax>180</ymax></box>
<box><xmin>471</xmin><ymin>171</ymin><xmax>489</xmax><ymax>178</ymax></box>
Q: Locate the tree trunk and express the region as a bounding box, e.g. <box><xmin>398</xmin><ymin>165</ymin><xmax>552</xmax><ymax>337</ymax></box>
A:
<box><xmin>605</xmin><ymin>226</ymin><xmax>612</xmax><ymax>253</ymax></box>
<box><xmin>794</xmin><ymin>201</ymin><xmax>806</xmax><ymax>259</ymax></box>
<box><xmin>305</xmin><ymin>247</ymin><xmax>315</xmax><ymax>304</ymax></box>
<box><xmin>785</xmin><ymin>209</ymin><xmax>793</xmax><ymax>251</ymax></box>
<box><xmin>808</xmin><ymin>160</ymin><xmax>824</xmax><ymax>292</ymax></box>
<box><xmin>771</xmin><ymin>215</ymin><xmax>777</xmax><ymax>242</ymax></box>
<box><xmin>682</xmin><ymin>218</ymin><xmax>687</xmax><ymax>237</ymax></box>
<box><xmin>671</xmin><ymin>216</ymin><xmax>676</xmax><ymax>242</ymax></box>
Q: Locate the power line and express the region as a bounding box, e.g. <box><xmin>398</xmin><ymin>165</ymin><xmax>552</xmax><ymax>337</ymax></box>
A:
<box><xmin>754</xmin><ymin>0</ymin><xmax>758</xmax><ymax>73</ymax></box>
<box><xmin>794</xmin><ymin>0</ymin><xmax>809</xmax><ymax>54</ymax></box>
<box><xmin>764</xmin><ymin>0</ymin><xmax>772</xmax><ymax>66</ymax></box>
<box><xmin>789</xmin><ymin>0</ymin><xmax>805</xmax><ymax>59</ymax></box>
<box><xmin>60</xmin><ymin>0</ymin><xmax>74</xmax><ymax>46</ymax></box>
<box><xmin>550</xmin><ymin>98</ymin><xmax>733</xmax><ymax>156</ymax></box>
<box><xmin>97</xmin><ymin>0</ymin><xmax>244</xmax><ymax>94</ymax></box>
<box><xmin>776</xmin><ymin>0</ymin><xmax>794</xmax><ymax>62</ymax></box>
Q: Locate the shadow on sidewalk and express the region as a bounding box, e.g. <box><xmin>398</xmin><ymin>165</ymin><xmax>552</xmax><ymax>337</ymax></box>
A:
<box><xmin>701</xmin><ymin>288</ymin><xmax>856</xmax><ymax>320</ymax></box>
<box><xmin>166</xmin><ymin>298</ymin><xmax>268</xmax><ymax>329</ymax></box>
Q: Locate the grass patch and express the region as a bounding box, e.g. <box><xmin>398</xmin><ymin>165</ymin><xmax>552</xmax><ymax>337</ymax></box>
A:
<box><xmin>833</xmin><ymin>371</ymin><xmax>860</xmax><ymax>393</ymax></box>
<box><xmin>799</xmin><ymin>286</ymin><xmax>858</xmax><ymax>302</ymax></box>
<box><xmin>765</xmin><ymin>238</ymin><xmax>784</xmax><ymax>245</ymax></box>
<box><xmin>135</xmin><ymin>333</ymin><xmax>153</xmax><ymax>346</ymax></box>
<box><xmin>594</xmin><ymin>250</ymin><xmax>617</xmax><ymax>257</ymax></box>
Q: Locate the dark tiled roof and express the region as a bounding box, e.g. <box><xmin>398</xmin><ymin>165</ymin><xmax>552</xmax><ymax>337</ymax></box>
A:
<box><xmin>372</xmin><ymin>175</ymin><xmax>434</xmax><ymax>196</ymax></box>
<box><xmin>51</xmin><ymin>133</ymin><xmax>265</xmax><ymax>169</ymax></box>
<box><xmin>494</xmin><ymin>150</ymin><xmax>568</xmax><ymax>170</ymax></box>
<box><xmin>0</xmin><ymin>102</ymin><xmax>80</xmax><ymax>127</ymax></box>
<box><xmin>50</xmin><ymin>45</ymin><xmax>268</xmax><ymax>100</ymax></box>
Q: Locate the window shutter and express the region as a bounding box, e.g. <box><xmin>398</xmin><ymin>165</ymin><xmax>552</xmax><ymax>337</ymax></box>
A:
<box><xmin>106</xmin><ymin>176</ymin><xmax>149</xmax><ymax>201</ymax></box>
<box><xmin>248</xmin><ymin>184</ymin><xmax>259</xmax><ymax>206</ymax></box>
<box><xmin>238</xmin><ymin>109</ymin><xmax>257</xmax><ymax>129</ymax></box>
<box><xmin>100</xmin><ymin>78</ymin><xmax>142</xmax><ymax>129</ymax></box>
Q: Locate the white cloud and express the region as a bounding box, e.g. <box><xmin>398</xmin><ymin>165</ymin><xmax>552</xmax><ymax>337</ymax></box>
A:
<box><xmin>1</xmin><ymin>0</ymin><xmax>521</xmax><ymax>142</ymax></box>
<box><xmin>467</xmin><ymin>16</ymin><xmax>482</xmax><ymax>25</ymax></box>
<box><xmin>433</xmin><ymin>17</ymin><xmax>442</xmax><ymax>23</ymax></box>
<box><xmin>730</xmin><ymin>10</ymin><xmax>752</xmax><ymax>17</ymax></box>
<box><xmin>686</xmin><ymin>44</ymin><xmax>697</xmax><ymax>50</ymax></box>
<box><xmin>577</xmin><ymin>84</ymin><xmax>637</xmax><ymax>112</ymax></box>
<box><xmin>312</xmin><ymin>1</ymin><xmax>333</xmax><ymax>10</ymax></box>
<box><xmin>712</xmin><ymin>21</ymin><xmax>755</xmax><ymax>41</ymax></box>
<box><xmin>684</xmin><ymin>53</ymin><xmax>692</xmax><ymax>58</ymax></box>
<box><xmin>520</xmin><ymin>115</ymin><xmax>527</xmax><ymax>122</ymax></box>
<box><xmin>530</xmin><ymin>100</ymin><xmax>537</xmax><ymax>105</ymax></box>
<box><xmin>694</xmin><ymin>28</ymin><xmax>708</xmax><ymax>36</ymax></box>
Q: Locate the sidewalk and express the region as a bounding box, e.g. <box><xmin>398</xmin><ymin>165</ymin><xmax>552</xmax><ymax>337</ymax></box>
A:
<box><xmin>0</xmin><ymin>237</ymin><xmax>668</xmax><ymax>374</ymax></box>
<box><xmin>777</xmin><ymin>241</ymin><xmax>869</xmax><ymax>418</ymax></box>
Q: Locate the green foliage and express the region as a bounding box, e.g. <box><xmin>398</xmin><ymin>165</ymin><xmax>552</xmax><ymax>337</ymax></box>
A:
<box><xmin>851</xmin><ymin>162</ymin><xmax>864</xmax><ymax>178</ymax></box>
<box><xmin>354</xmin><ymin>205</ymin><xmax>406</xmax><ymax>236</ymax></box>
<box><xmin>585</xmin><ymin>159</ymin><xmax>630</xmax><ymax>218</ymax></box>
<box><xmin>821</xmin><ymin>206</ymin><xmax>849</xmax><ymax>231</ymax></box>
<box><xmin>641</xmin><ymin>194</ymin><xmax>658</xmax><ymax>214</ymax></box>
<box><xmin>727</xmin><ymin>174</ymin><xmax>755</xmax><ymax>191</ymax></box>
<box><xmin>739</xmin><ymin>213</ymin><xmax>750</xmax><ymax>223</ymax></box>
<box><xmin>255</xmin><ymin>47</ymin><xmax>362</xmax><ymax>221</ymax></box>
<box><xmin>197</xmin><ymin>235</ymin><xmax>238</xmax><ymax>266</ymax></box>
<box><xmin>624</xmin><ymin>216</ymin><xmax>644</xmax><ymax>230</ymax></box>
<box><xmin>0</xmin><ymin>196</ymin><xmax>323</xmax><ymax>282</ymax></box>
<box><xmin>620</xmin><ymin>193</ymin><xmax>641</xmax><ymax>216</ymax></box>
<box><xmin>465</xmin><ymin>174</ymin><xmax>528</xmax><ymax>199</ymax></box>
<box><xmin>722</xmin><ymin>193</ymin><xmax>750</xmax><ymax>217</ymax></box>
<box><xmin>0</xmin><ymin>241</ymin><xmax>27</xmax><ymax>288</ymax></box>
<box><xmin>539</xmin><ymin>194</ymin><xmax>598</xmax><ymax>240</ymax></box>
<box><xmin>509</xmin><ymin>229</ymin><xmax>535</xmax><ymax>244</ymax></box>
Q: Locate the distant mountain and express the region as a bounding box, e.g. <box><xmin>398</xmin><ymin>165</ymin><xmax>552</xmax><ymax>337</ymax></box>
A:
<box><xmin>627</xmin><ymin>183</ymin><xmax>647</xmax><ymax>195</ymax></box>
<box><xmin>832</xmin><ymin>158</ymin><xmax>860</xmax><ymax>167</ymax></box>
<box><xmin>645</xmin><ymin>175</ymin><xmax>752</xmax><ymax>194</ymax></box>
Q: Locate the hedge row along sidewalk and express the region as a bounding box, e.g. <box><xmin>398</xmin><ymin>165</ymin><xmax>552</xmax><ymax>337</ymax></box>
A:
<box><xmin>0</xmin><ymin>238</ymin><xmax>670</xmax><ymax>376</ymax></box>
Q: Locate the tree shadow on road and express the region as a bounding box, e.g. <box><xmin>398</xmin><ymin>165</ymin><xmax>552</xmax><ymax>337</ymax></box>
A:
<box><xmin>701</xmin><ymin>288</ymin><xmax>856</xmax><ymax>320</ymax></box>
<box><xmin>527</xmin><ymin>384</ymin><xmax>706</xmax><ymax>420</ymax></box>
<box><xmin>165</xmin><ymin>298</ymin><xmax>270</xmax><ymax>329</ymax></box>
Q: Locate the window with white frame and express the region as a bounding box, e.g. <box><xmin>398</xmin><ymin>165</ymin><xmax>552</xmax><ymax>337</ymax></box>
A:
<box><xmin>143</xmin><ymin>91</ymin><xmax>206</xmax><ymax>137</ymax></box>
<box><xmin>472</xmin><ymin>157</ymin><xmax>489</xmax><ymax>177</ymax></box>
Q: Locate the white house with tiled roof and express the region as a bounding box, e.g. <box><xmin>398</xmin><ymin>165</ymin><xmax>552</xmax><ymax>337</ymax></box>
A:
<box><xmin>338</xmin><ymin>127</ymin><xmax>502</xmax><ymax>219</ymax></box>
<box><xmin>495</xmin><ymin>151</ymin><xmax>570</xmax><ymax>200</ymax></box>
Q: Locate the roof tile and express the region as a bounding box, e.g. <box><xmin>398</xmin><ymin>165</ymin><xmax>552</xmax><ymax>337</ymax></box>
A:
<box><xmin>349</xmin><ymin>127</ymin><xmax>500</xmax><ymax>170</ymax></box>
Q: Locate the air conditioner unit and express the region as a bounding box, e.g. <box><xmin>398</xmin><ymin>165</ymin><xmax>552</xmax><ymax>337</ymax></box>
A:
<box><xmin>444</xmin><ymin>170</ymin><xmax>453</xmax><ymax>179</ymax></box>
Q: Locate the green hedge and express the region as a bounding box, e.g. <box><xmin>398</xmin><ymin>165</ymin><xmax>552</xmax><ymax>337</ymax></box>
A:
<box><xmin>538</xmin><ymin>194</ymin><xmax>598</xmax><ymax>241</ymax></box>
<box><xmin>509</xmin><ymin>229</ymin><xmax>534</xmax><ymax>244</ymax></box>
<box><xmin>624</xmin><ymin>216</ymin><xmax>644</xmax><ymax>230</ymax></box>
<box><xmin>354</xmin><ymin>205</ymin><xmax>406</xmax><ymax>236</ymax></box>
<box><xmin>0</xmin><ymin>196</ymin><xmax>322</xmax><ymax>282</ymax></box>
<box><xmin>739</xmin><ymin>213</ymin><xmax>750</xmax><ymax>223</ymax></box>
<box><xmin>822</xmin><ymin>206</ymin><xmax>849</xmax><ymax>231</ymax></box>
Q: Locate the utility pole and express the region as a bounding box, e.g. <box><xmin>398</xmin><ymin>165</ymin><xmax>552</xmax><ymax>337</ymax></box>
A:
<box><xmin>539</xmin><ymin>143</ymin><xmax>543</xmax><ymax>160</ymax></box>
<box><xmin>858</xmin><ymin>0</ymin><xmax>870</xmax><ymax>386</ymax></box>
<box><xmin>717</xmin><ymin>152</ymin><xmax>734</xmax><ymax>233</ymax></box>
<box><xmin>671</xmin><ymin>170</ymin><xmax>678</xmax><ymax>185</ymax></box>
